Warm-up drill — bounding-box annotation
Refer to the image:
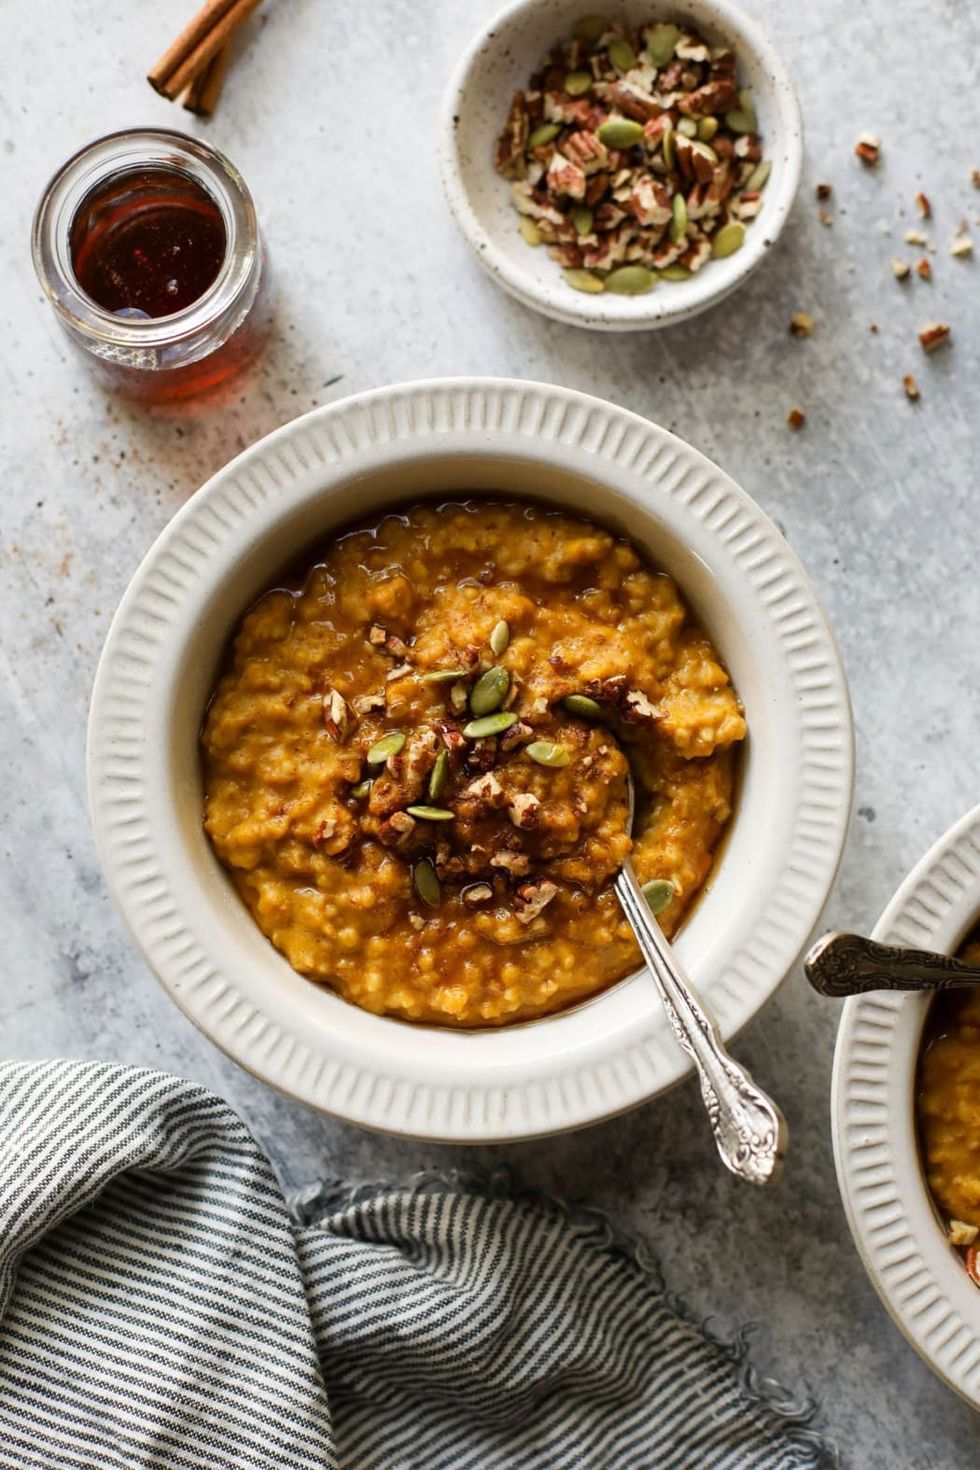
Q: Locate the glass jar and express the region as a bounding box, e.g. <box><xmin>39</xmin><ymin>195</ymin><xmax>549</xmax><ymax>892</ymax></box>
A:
<box><xmin>32</xmin><ymin>127</ymin><xmax>272</xmax><ymax>404</ymax></box>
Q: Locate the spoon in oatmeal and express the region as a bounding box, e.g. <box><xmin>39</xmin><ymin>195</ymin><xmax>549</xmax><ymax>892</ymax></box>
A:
<box><xmin>616</xmin><ymin>774</ymin><xmax>788</xmax><ymax>1186</ymax></box>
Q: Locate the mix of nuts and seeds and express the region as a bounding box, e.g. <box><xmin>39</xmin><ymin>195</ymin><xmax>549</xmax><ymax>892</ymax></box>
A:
<box><xmin>334</xmin><ymin>619</ymin><xmax>671</xmax><ymax>922</ymax></box>
<box><xmin>495</xmin><ymin>14</ymin><xmax>769</xmax><ymax>295</ymax></box>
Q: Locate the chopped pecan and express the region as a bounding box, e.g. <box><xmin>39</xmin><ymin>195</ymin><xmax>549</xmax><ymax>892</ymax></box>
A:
<box><xmin>916</xmin><ymin>257</ymin><xmax>932</xmax><ymax>281</ymax></box>
<box><xmin>621</xmin><ymin>688</ymin><xmax>660</xmax><ymax>724</ymax></box>
<box><xmin>625</xmin><ymin>176</ymin><xmax>672</xmax><ymax>227</ymax></box>
<box><xmin>547</xmin><ymin>151</ymin><xmax>587</xmax><ymax>200</ymax></box>
<box><xmin>949</xmin><ymin>1219</ymin><xmax>979</xmax><ymax>1247</ymax></box>
<box><xmin>463</xmin><ymin>883</ymin><xmax>494</xmax><ymax>906</ymax></box>
<box><xmin>466</xmin><ymin>737</ymin><xmax>499</xmax><ymax>772</ymax></box>
<box><xmin>508</xmin><ymin>792</ymin><xmax>541</xmax><ymax>830</ymax></box>
<box><xmin>902</xmin><ymin>374</ymin><xmax>920</xmax><ymax>402</ymax></box>
<box><xmin>385</xmin><ymin>634</ymin><xmax>410</xmax><ymax>659</ymax></box>
<box><xmin>789</xmin><ymin>312</ymin><xmax>814</xmax><ymax>338</ymax></box>
<box><xmin>378</xmin><ymin>811</ymin><xmax>416</xmax><ymax>851</ymax></box>
<box><xmin>787</xmin><ymin>407</ymin><xmax>806</xmax><ymax>431</ymax></box>
<box><xmin>608</xmin><ymin>81</ymin><xmax>663</xmax><ymax>122</ymax></box>
<box><xmin>514</xmin><ymin>880</ymin><xmax>559</xmax><ymax>922</ymax></box>
<box><xmin>500</xmin><ymin>719</ymin><xmax>533</xmax><ymax>752</ymax></box>
<box><xmin>464</xmin><ymin>771</ymin><xmax>506</xmax><ymax>806</ymax></box>
<box><xmin>323</xmin><ymin>690</ymin><xmax>352</xmax><ymax>742</ymax></box>
<box><xmin>386</xmin><ymin>663</ymin><xmax>412</xmax><ymax>682</ymax></box>
<box><xmin>854</xmin><ymin>132</ymin><xmax>880</xmax><ymax>166</ymax></box>
<box><xmin>914</xmin><ymin>191</ymin><xmax>931</xmax><ymax>218</ymax></box>
<box><xmin>491</xmin><ymin>851</ymin><xmax>532</xmax><ymax>878</ymax></box>
<box><xmin>434</xmin><ymin>718</ymin><xmax>466</xmax><ymax>753</ymax></box>
<box><xmin>815</xmin><ymin>181</ymin><xmax>833</xmax><ymax>200</ymax></box>
<box><xmin>434</xmin><ymin>840</ymin><xmax>465</xmax><ymax>879</ymax></box>
<box><xmin>918</xmin><ymin>321</ymin><xmax>951</xmax><ymax>353</ymax></box>
<box><xmin>564</xmin><ymin>131</ymin><xmax>609</xmax><ymax>172</ymax></box>
<box><xmin>891</xmin><ymin>258</ymin><xmax>911</xmax><ymax>280</ymax></box>
<box><xmin>352</xmin><ymin>692</ymin><xmax>386</xmax><ymax>716</ymax></box>
<box><xmin>368</xmin><ymin>624</ymin><xmax>387</xmax><ymax>646</ymax></box>
<box><xmin>951</xmin><ymin>234</ymin><xmax>973</xmax><ymax>258</ymax></box>
<box><xmin>677</xmin><ymin>77</ymin><xmax>737</xmax><ymax>117</ymax></box>
<box><xmin>496</xmin><ymin>91</ymin><xmax>530</xmax><ymax>178</ymax></box>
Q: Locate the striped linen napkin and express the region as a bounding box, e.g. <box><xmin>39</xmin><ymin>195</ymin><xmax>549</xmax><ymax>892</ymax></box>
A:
<box><xmin>0</xmin><ymin>1061</ymin><xmax>834</xmax><ymax>1469</ymax></box>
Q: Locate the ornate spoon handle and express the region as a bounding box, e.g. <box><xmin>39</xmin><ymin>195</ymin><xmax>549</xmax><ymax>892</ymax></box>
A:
<box><xmin>614</xmin><ymin>860</ymin><xmax>787</xmax><ymax>1186</ymax></box>
<box><xmin>805</xmin><ymin>930</ymin><xmax>980</xmax><ymax>997</ymax></box>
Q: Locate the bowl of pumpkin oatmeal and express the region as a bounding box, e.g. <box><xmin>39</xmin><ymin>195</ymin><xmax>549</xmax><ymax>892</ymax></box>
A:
<box><xmin>89</xmin><ymin>378</ymin><xmax>852</xmax><ymax>1140</ymax></box>
<box><xmin>833</xmin><ymin>803</ymin><xmax>980</xmax><ymax>1409</ymax></box>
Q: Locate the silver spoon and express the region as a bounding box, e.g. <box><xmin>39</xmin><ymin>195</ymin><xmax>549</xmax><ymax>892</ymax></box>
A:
<box><xmin>805</xmin><ymin>930</ymin><xmax>980</xmax><ymax>997</ymax></box>
<box><xmin>615</xmin><ymin>778</ymin><xmax>787</xmax><ymax>1186</ymax></box>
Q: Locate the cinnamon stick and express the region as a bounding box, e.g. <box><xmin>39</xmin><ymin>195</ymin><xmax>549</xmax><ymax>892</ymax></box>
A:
<box><xmin>148</xmin><ymin>0</ymin><xmax>238</xmax><ymax>95</ymax></box>
<box><xmin>182</xmin><ymin>42</ymin><xmax>232</xmax><ymax>116</ymax></box>
<box><xmin>150</xmin><ymin>0</ymin><xmax>263</xmax><ymax>102</ymax></box>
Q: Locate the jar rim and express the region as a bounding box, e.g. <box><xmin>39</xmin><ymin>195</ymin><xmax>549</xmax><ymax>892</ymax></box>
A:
<box><xmin>32</xmin><ymin>127</ymin><xmax>259</xmax><ymax>350</ymax></box>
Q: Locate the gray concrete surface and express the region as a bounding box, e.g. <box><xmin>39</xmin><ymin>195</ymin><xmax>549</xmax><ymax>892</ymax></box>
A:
<box><xmin>2</xmin><ymin>1</ymin><xmax>979</xmax><ymax>1463</ymax></box>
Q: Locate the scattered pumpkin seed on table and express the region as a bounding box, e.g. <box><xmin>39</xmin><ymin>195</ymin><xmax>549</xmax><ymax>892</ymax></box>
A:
<box><xmin>463</xmin><ymin>711</ymin><xmax>518</xmax><ymax>739</ymax></box>
<box><xmin>469</xmin><ymin>665</ymin><xmax>510</xmax><ymax>715</ymax></box>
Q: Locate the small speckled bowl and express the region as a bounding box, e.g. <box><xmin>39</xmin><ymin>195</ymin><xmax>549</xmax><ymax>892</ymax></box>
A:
<box><xmin>440</xmin><ymin>0</ymin><xmax>803</xmax><ymax>330</ymax></box>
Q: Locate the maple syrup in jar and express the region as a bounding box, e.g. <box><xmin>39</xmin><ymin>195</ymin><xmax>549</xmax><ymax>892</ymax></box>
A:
<box><xmin>32</xmin><ymin>129</ymin><xmax>271</xmax><ymax>404</ymax></box>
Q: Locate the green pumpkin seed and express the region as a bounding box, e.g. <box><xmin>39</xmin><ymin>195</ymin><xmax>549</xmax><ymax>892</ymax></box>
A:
<box><xmin>642</xmin><ymin>878</ymin><xmax>675</xmax><ymax>915</ymax></box>
<box><xmin>605</xmin><ymin>265</ymin><xmax>656</xmax><ymax>295</ymax></box>
<box><xmin>745</xmin><ymin>159</ymin><xmax>772</xmax><ymax>191</ymax></box>
<box><xmin>519</xmin><ymin>217</ymin><xmax>542</xmax><ymax>247</ymax></box>
<box><xmin>406</xmin><ymin>805</ymin><xmax>455</xmax><ymax>821</ymax></box>
<box><xmin>724</xmin><ymin>108</ymin><xmax>755</xmax><ymax>136</ymax></box>
<box><xmin>661</xmin><ymin>128</ymin><xmax>676</xmax><ymax>171</ymax></box>
<box><xmin>572</xmin><ymin>13</ymin><xmax>606</xmax><ymax>45</ymax></box>
<box><xmin>421</xmin><ymin>667</ymin><xmax>470</xmax><ymax>684</ymax></box>
<box><xmin>597</xmin><ymin>118</ymin><xmax>645</xmax><ymax>150</ymax></box>
<box><xmin>565</xmin><ymin>69</ymin><xmax>593</xmax><ymax>96</ymax></box>
<box><xmin>711</xmin><ymin>221</ymin><xmax>746</xmax><ymax>258</ymax></box>
<box><xmin>463</xmin><ymin>711</ymin><xmax>518</xmax><ymax>739</ymax></box>
<box><xmin>562</xmin><ymin>694</ymin><xmax>605</xmax><ymax>720</ymax></box>
<box><xmin>608</xmin><ymin>38</ymin><xmax>637</xmax><ymax>73</ymax></box>
<box><xmin>489</xmin><ymin>620</ymin><xmax>510</xmax><ymax>656</ymax></box>
<box><xmin>670</xmin><ymin>192</ymin><xmax>688</xmax><ymax>244</ymax></box>
<box><xmin>660</xmin><ymin>263</ymin><xmax>691</xmax><ymax>280</ymax></box>
<box><xmin>366</xmin><ymin>731</ymin><xmax>406</xmax><ymax>766</ymax></box>
<box><xmin>564</xmin><ymin>268</ymin><xmax>605</xmax><ymax>294</ymax></box>
<box><xmin>428</xmin><ymin>750</ymin><xmax>449</xmax><ymax>801</ymax></box>
<box><xmin>697</xmin><ymin>116</ymin><xmax>719</xmax><ymax>142</ymax></box>
<box><xmin>469</xmin><ymin>664</ymin><xmax>510</xmax><ymax>716</ymax></box>
<box><xmin>413</xmin><ymin>859</ymin><xmax>441</xmax><ymax>908</ymax></box>
<box><xmin>571</xmin><ymin>205</ymin><xmax>595</xmax><ymax>236</ymax></box>
<box><xmin>527</xmin><ymin>122</ymin><xmax>561</xmax><ymax>150</ymax></box>
<box><xmin>645</xmin><ymin>22</ymin><xmax>679</xmax><ymax>66</ymax></box>
<box><xmin>677</xmin><ymin>116</ymin><xmax>698</xmax><ymax>138</ymax></box>
<box><xmin>350</xmin><ymin>779</ymin><xmax>372</xmax><ymax>800</ymax></box>
<box><xmin>526</xmin><ymin>741</ymin><xmax>571</xmax><ymax>768</ymax></box>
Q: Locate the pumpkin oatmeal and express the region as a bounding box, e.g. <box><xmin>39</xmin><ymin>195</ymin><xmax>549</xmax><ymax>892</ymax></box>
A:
<box><xmin>917</xmin><ymin>932</ymin><xmax>980</xmax><ymax>1284</ymax></box>
<box><xmin>201</xmin><ymin>499</ymin><xmax>745</xmax><ymax>1026</ymax></box>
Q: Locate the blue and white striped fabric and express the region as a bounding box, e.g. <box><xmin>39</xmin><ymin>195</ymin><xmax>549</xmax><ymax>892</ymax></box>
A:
<box><xmin>0</xmin><ymin>1062</ymin><xmax>834</xmax><ymax>1469</ymax></box>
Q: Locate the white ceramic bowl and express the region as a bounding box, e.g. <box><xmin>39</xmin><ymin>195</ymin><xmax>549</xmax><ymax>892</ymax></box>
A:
<box><xmin>833</xmin><ymin>805</ymin><xmax>980</xmax><ymax>1407</ymax></box>
<box><xmin>89</xmin><ymin>378</ymin><xmax>852</xmax><ymax>1141</ymax></box>
<box><xmin>440</xmin><ymin>0</ymin><xmax>803</xmax><ymax>331</ymax></box>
